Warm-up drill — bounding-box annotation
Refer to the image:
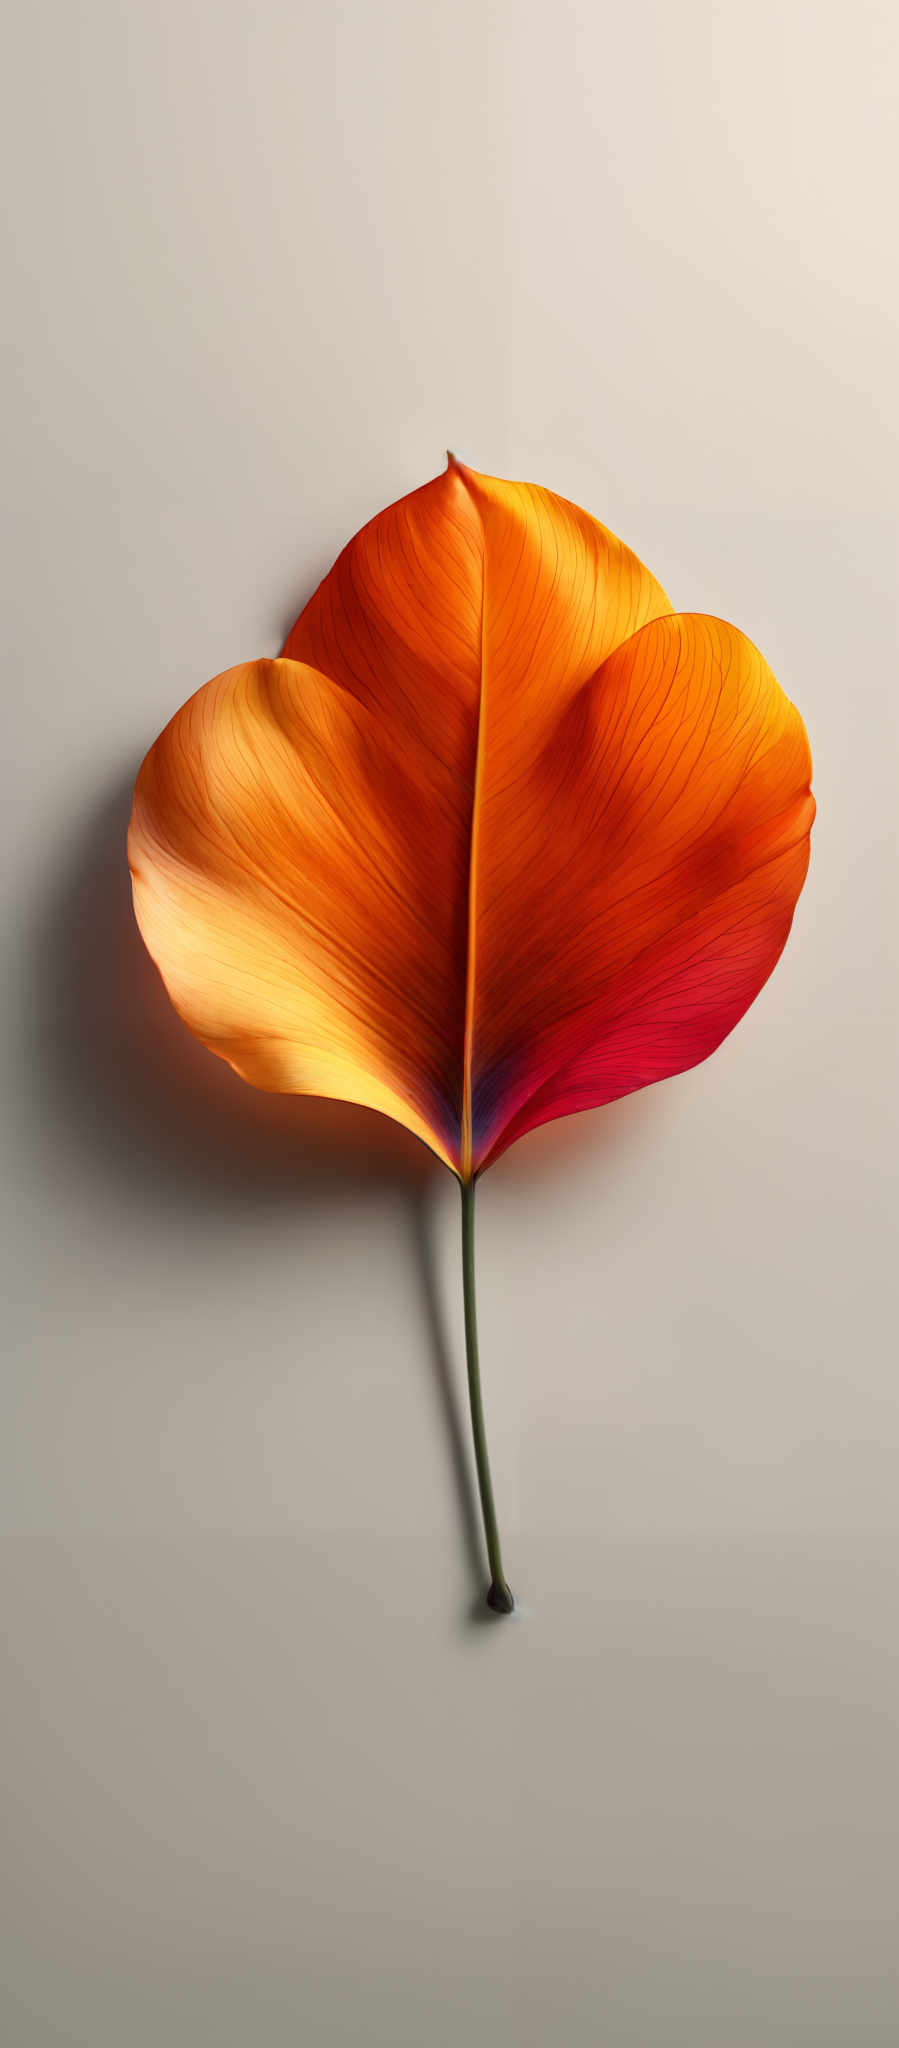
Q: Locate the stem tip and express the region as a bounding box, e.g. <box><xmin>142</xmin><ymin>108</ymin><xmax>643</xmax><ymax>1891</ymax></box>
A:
<box><xmin>486</xmin><ymin>1579</ymin><xmax>515</xmax><ymax>1615</ymax></box>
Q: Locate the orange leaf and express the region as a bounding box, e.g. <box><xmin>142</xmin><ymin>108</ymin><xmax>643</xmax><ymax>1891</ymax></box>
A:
<box><xmin>130</xmin><ymin>459</ymin><xmax>814</xmax><ymax>1181</ymax></box>
<box><xmin>128</xmin><ymin>457</ymin><xmax>815</xmax><ymax>1614</ymax></box>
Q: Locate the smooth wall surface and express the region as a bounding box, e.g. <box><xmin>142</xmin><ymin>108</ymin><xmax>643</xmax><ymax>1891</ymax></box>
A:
<box><xmin>2</xmin><ymin>4</ymin><xmax>897</xmax><ymax>2042</ymax></box>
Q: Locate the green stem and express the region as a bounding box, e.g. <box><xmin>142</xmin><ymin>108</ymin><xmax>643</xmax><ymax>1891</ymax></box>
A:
<box><xmin>460</xmin><ymin>1177</ymin><xmax>514</xmax><ymax>1614</ymax></box>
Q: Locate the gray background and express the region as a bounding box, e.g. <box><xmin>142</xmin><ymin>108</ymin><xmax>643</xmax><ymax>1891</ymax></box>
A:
<box><xmin>2</xmin><ymin>3</ymin><xmax>897</xmax><ymax>2043</ymax></box>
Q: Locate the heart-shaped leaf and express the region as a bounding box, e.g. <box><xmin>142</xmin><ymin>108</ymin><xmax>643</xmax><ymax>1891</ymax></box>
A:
<box><xmin>128</xmin><ymin>459</ymin><xmax>814</xmax><ymax>1612</ymax></box>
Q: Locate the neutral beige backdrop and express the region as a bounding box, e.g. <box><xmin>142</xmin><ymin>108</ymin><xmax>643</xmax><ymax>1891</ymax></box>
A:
<box><xmin>2</xmin><ymin>2</ymin><xmax>897</xmax><ymax>2043</ymax></box>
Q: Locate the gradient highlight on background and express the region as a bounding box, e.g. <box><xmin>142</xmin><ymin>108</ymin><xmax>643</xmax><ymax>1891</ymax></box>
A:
<box><xmin>3</xmin><ymin>3</ymin><xmax>895</xmax><ymax>2045</ymax></box>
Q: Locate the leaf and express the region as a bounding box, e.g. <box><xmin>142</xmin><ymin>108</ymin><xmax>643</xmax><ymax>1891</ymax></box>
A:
<box><xmin>128</xmin><ymin>459</ymin><xmax>815</xmax><ymax>1615</ymax></box>
<box><xmin>128</xmin><ymin>458</ymin><xmax>814</xmax><ymax>1180</ymax></box>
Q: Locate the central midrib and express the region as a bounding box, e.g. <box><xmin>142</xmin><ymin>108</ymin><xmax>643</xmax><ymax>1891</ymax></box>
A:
<box><xmin>458</xmin><ymin>464</ymin><xmax>488</xmax><ymax>1184</ymax></box>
